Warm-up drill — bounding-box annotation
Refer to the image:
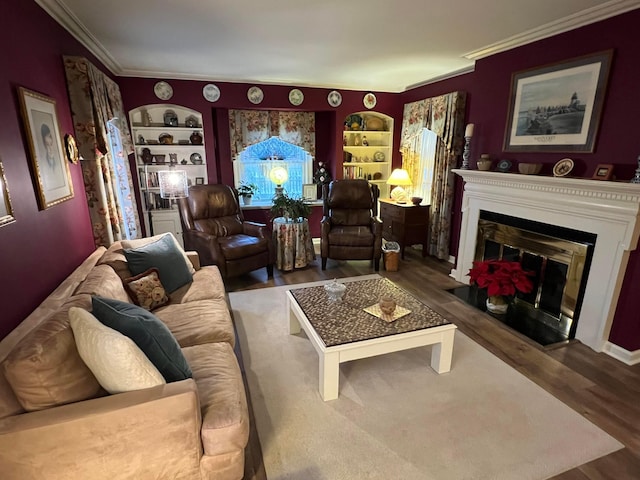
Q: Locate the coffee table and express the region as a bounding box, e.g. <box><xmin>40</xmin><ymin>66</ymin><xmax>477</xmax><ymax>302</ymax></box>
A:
<box><xmin>286</xmin><ymin>277</ymin><xmax>457</xmax><ymax>401</ymax></box>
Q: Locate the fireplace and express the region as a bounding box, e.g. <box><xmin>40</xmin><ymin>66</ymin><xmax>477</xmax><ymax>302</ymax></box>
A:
<box><xmin>451</xmin><ymin>170</ymin><xmax>640</xmax><ymax>354</ymax></box>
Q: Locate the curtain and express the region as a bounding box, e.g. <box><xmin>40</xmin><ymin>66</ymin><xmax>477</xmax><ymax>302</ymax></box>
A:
<box><xmin>400</xmin><ymin>91</ymin><xmax>467</xmax><ymax>260</ymax></box>
<box><xmin>63</xmin><ymin>56</ymin><xmax>141</xmax><ymax>247</ymax></box>
<box><xmin>229</xmin><ymin>110</ymin><xmax>315</xmax><ymax>159</ymax></box>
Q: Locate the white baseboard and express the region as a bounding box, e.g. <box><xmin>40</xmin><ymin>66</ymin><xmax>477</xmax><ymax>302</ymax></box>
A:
<box><xmin>603</xmin><ymin>341</ymin><xmax>640</xmax><ymax>365</ymax></box>
<box><xmin>448</xmin><ymin>255</ymin><xmax>456</xmax><ymax>265</ymax></box>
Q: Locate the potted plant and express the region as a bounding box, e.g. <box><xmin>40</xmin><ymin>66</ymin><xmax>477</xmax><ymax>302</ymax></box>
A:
<box><xmin>270</xmin><ymin>193</ymin><xmax>311</xmax><ymax>223</ymax></box>
<box><xmin>237</xmin><ymin>182</ymin><xmax>258</xmax><ymax>205</ymax></box>
<box><xmin>467</xmin><ymin>259</ymin><xmax>534</xmax><ymax>314</ymax></box>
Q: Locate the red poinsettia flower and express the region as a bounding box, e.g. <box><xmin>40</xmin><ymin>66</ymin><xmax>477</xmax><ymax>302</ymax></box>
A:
<box><xmin>467</xmin><ymin>259</ymin><xmax>534</xmax><ymax>297</ymax></box>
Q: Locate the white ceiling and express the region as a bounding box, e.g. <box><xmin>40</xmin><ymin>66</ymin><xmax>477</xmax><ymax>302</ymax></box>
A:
<box><xmin>38</xmin><ymin>0</ymin><xmax>639</xmax><ymax>93</ymax></box>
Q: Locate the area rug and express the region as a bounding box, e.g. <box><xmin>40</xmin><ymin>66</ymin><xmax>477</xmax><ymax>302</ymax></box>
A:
<box><xmin>230</xmin><ymin>276</ymin><xmax>622</xmax><ymax>480</ymax></box>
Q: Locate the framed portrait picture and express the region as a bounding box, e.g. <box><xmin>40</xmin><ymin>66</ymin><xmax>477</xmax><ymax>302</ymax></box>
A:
<box><xmin>195</xmin><ymin>177</ymin><xmax>205</xmax><ymax>185</ymax></box>
<box><xmin>303</xmin><ymin>184</ymin><xmax>317</xmax><ymax>200</ymax></box>
<box><xmin>0</xmin><ymin>159</ymin><xmax>16</xmax><ymax>227</ymax></box>
<box><xmin>591</xmin><ymin>163</ymin><xmax>614</xmax><ymax>181</ymax></box>
<box><xmin>503</xmin><ymin>50</ymin><xmax>613</xmax><ymax>153</ymax></box>
<box><xmin>18</xmin><ymin>87</ymin><xmax>74</xmax><ymax>209</ymax></box>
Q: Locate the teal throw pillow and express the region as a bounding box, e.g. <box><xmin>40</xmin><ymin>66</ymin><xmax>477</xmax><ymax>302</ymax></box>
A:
<box><xmin>123</xmin><ymin>234</ymin><xmax>192</xmax><ymax>293</ymax></box>
<box><xmin>91</xmin><ymin>296</ymin><xmax>192</xmax><ymax>382</ymax></box>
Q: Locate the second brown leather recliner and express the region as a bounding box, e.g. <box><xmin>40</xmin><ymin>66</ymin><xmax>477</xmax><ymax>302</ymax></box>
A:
<box><xmin>320</xmin><ymin>179</ymin><xmax>382</xmax><ymax>271</ymax></box>
<box><xmin>178</xmin><ymin>184</ymin><xmax>274</xmax><ymax>278</ymax></box>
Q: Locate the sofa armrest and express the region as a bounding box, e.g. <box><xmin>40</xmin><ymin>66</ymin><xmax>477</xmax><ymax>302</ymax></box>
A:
<box><xmin>186</xmin><ymin>250</ymin><xmax>201</xmax><ymax>271</ymax></box>
<box><xmin>0</xmin><ymin>380</ymin><xmax>203</xmax><ymax>480</ymax></box>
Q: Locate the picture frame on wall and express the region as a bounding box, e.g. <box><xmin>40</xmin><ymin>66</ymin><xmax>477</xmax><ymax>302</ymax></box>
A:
<box><xmin>195</xmin><ymin>177</ymin><xmax>205</xmax><ymax>185</ymax></box>
<box><xmin>0</xmin><ymin>158</ymin><xmax>15</xmax><ymax>227</ymax></box>
<box><xmin>503</xmin><ymin>50</ymin><xmax>613</xmax><ymax>153</ymax></box>
<box><xmin>18</xmin><ymin>87</ymin><xmax>74</xmax><ymax>209</ymax></box>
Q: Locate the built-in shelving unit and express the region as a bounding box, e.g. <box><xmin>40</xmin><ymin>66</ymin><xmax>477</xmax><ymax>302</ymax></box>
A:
<box><xmin>342</xmin><ymin>111</ymin><xmax>394</xmax><ymax>198</ymax></box>
<box><xmin>129</xmin><ymin>104</ymin><xmax>208</xmax><ymax>245</ymax></box>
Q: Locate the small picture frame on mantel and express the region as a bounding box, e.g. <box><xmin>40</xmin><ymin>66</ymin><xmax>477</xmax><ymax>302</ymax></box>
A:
<box><xmin>592</xmin><ymin>164</ymin><xmax>614</xmax><ymax>181</ymax></box>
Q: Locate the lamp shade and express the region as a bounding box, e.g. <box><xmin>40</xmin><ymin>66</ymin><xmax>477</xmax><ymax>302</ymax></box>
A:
<box><xmin>158</xmin><ymin>168</ymin><xmax>189</xmax><ymax>199</ymax></box>
<box><xmin>269</xmin><ymin>166</ymin><xmax>289</xmax><ymax>186</ymax></box>
<box><xmin>386</xmin><ymin>169</ymin><xmax>412</xmax><ymax>186</ymax></box>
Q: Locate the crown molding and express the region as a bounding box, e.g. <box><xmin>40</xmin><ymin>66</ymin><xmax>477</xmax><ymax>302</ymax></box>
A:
<box><xmin>404</xmin><ymin>65</ymin><xmax>475</xmax><ymax>92</ymax></box>
<box><xmin>35</xmin><ymin>0</ymin><xmax>122</xmax><ymax>74</ymax></box>
<box><xmin>463</xmin><ymin>0</ymin><xmax>640</xmax><ymax>61</ymax></box>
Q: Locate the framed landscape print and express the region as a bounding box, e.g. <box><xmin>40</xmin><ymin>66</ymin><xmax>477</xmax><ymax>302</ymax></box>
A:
<box><xmin>0</xmin><ymin>158</ymin><xmax>15</xmax><ymax>227</ymax></box>
<box><xmin>18</xmin><ymin>87</ymin><xmax>74</xmax><ymax>209</ymax></box>
<box><xmin>503</xmin><ymin>50</ymin><xmax>613</xmax><ymax>153</ymax></box>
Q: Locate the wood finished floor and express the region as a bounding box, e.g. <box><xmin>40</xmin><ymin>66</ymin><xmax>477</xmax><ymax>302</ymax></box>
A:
<box><xmin>226</xmin><ymin>249</ymin><xmax>640</xmax><ymax>480</ymax></box>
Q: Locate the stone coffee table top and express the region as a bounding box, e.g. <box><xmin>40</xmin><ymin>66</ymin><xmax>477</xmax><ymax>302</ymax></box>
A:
<box><xmin>290</xmin><ymin>278</ymin><xmax>451</xmax><ymax>347</ymax></box>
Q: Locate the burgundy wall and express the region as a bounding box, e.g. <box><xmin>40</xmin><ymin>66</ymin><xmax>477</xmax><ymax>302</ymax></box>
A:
<box><xmin>117</xmin><ymin>79</ymin><xmax>404</xmax><ymax>191</ymax></box>
<box><xmin>401</xmin><ymin>10</ymin><xmax>640</xmax><ymax>350</ymax></box>
<box><xmin>0</xmin><ymin>2</ymin><xmax>100</xmax><ymax>339</ymax></box>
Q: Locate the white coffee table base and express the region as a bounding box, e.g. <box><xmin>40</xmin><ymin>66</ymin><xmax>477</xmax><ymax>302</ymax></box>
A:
<box><xmin>286</xmin><ymin>291</ymin><xmax>457</xmax><ymax>401</ymax></box>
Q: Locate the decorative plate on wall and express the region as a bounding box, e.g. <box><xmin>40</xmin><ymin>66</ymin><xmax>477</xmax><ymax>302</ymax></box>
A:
<box><xmin>363</xmin><ymin>92</ymin><xmax>377</xmax><ymax>109</ymax></box>
<box><xmin>247</xmin><ymin>86</ymin><xmax>264</xmax><ymax>105</ymax></box>
<box><xmin>154</xmin><ymin>81</ymin><xmax>173</xmax><ymax>101</ymax></box>
<box><xmin>202</xmin><ymin>83</ymin><xmax>220</xmax><ymax>102</ymax></box>
<box><xmin>289</xmin><ymin>88</ymin><xmax>304</xmax><ymax>106</ymax></box>
<box><xmin>327</xmin><ymin>90</ymin><xmax>342</xmax><ymax>107</ymax></box>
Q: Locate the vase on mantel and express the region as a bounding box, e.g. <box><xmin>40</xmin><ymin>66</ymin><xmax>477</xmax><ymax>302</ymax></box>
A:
<box><xmin>486</xmin><ymin>295</ymin><xmax>509</xmax><ymax>314</ymax></box>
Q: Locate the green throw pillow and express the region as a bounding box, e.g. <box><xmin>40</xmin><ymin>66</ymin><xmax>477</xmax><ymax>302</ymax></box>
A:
<box><xmin>123</xmin><ymin>234</ymin><xmax>192</xmax><ymax>293</ymax></box>
<box><xmin>91</xmin><ymin>296</ymin><xmax>192</xmax><ymax>382</ymax></box>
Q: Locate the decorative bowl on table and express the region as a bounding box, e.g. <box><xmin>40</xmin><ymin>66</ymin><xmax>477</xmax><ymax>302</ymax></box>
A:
<box><xmin>324</xmin><ymin>279</ymin><xmax>346</xmax><ymax>302</ymax></box>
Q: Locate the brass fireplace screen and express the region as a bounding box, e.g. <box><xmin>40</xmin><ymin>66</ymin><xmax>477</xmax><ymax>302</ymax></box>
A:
<box><xmin>475</xmin><ymin>212</ymin><xmax>595</xmax><ymax>339</ymax></box>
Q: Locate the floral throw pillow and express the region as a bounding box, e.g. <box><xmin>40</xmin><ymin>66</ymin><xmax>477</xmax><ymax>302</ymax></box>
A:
<box><xmin>123</xmin><ymin>268</ymin><xmax>169</xmax><ymax>311</ymax></box>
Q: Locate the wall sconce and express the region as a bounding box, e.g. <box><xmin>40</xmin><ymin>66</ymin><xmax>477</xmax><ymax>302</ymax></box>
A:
<box><xmin>158</xmin><ymin>165</ymin><xmax>189</xmax><ymax>200</ymax></box>
<box><xmin>386</xmin><ymin>168</ymin><xmax>413</xmax><ymax>203</ymax></box>
<box><xmin>269</xmin><ymin>166</ymin><xmax>288</xmax><ymax>197</ymax></box>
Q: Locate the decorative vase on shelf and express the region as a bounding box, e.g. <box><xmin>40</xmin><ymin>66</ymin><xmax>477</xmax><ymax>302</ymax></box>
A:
<box><xmin>242</xmin><ymin>194</ymin><xmax>252</xmax><ymax>206</ymax></box>
<box><xmin>190</xmin><ymin>131</ymin><xmax>203</xmax><ymax>145</ymax></box>
<box><xmin>486</xmin><ymin>295</ymin><xmax>509</xmax><ymax>314</ymax></box>
<box><xmin>477</xmin><ymin>154</ymin><xmax>492</xmax><ymax>171</ymax></box>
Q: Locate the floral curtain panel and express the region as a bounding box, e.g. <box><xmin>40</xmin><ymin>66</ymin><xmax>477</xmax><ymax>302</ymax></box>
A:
<box><xmin>229</xmin><ymin>110</ymin><xmax>315</xmax><ymax>159</ymax></box>
<box><xmin>63</xmin><ymin>56</ymin><xmax>140</xmax><ymax>247</ymax></box>
<box><xmin>400</xmin><ymin>91</ymin><xmax>467</xmax><ymax>259</ymax></box>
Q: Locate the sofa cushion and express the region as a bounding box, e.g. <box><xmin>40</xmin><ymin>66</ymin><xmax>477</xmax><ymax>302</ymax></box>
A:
<box><xmin>122</xmin><ymin>233</ymin><xmax>196</xmax><ymax>274</ymax></box>
<box><xmin>169</xmin><ymin>265</ymin><xmax>226</xmax><ymax>304</ymax></box>
<box><xmin>123</xmin><ymin>234</ymin><xmax>193</xmax><ymax>293</ymax></box>
<box><xmin>91</xmin><ymin>296</ymin><xmax>192</xmax><ymax>382</ymax></box>
<box><xmin>74</xmin><ymin>263</ymin><xmax>131</xmax><ymax>302</ymax></box>
<box><xmin>182</xmin><ymin>343</ymin><xmax>249</xmax><ymax>456</ymax></box>
<box><xmin>154</xmin><ymin>299</ymin><xmax>235</xmax><ymax>348</ymax></box>
<box><xmin>69</xmin><ymin>307</ymin><xmax>165</xmax><ymax>394</ymax></box>
<box><xmin>123</xmin><ymin>268</ymin><xmax>169</xmax><ymax>311</ymax></box>
<box><xmin>2</xmin><ymin>295</ymin><xmax>104</xmax><ymax>412</ymax></box>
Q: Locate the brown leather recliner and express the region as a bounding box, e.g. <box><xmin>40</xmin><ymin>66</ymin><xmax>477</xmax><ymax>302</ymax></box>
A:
<box><xmin>178</xmin><ymin>184</ymin><xmax>274</xmax><ymax>278</ymax></box>
<box><xmin>321</xmin><ymin>179</ymin><xmax>383</xmax><ymax>271</ymax></box>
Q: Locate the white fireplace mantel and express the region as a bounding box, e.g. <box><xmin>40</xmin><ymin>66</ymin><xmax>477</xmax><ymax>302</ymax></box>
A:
<box><xmin>451</xmin><ymin>169</ymin><xmax>640</xmax><ymax>353</ymax></box>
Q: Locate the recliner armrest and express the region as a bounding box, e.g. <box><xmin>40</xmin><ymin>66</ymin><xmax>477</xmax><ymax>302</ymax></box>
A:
<box><xmin>242</xmin><ymin>221</ymin><xmax>269</xmax><ymax>239</ymax></box>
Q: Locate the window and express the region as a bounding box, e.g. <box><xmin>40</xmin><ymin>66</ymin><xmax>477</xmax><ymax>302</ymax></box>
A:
<box><xmin>233</xmin><ymin>136</ymin><xmax>313</xmax><ymax>201</ymax></box>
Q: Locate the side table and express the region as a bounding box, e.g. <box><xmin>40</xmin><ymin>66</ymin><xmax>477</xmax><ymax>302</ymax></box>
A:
<box><xmin>379</xmin><ymin>199</ymin><xmax>430</xmax><ymax>259</ymax></box>
<box><xmin>272</xmin><ymin>217</ymin><xmax>316</xmax><ymax>271</ymax></box>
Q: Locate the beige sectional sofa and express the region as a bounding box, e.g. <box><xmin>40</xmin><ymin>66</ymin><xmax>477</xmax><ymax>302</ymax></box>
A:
<box><xmin>0</xmin><ymin>234</ymin><xmax>249</xmax><ymax>480</ymax></box>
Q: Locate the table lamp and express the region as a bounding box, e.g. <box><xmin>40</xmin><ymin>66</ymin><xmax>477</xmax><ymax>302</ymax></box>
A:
<box><xmin>386</xmin><ymin>168</ymin><xmax>412</xmax><ymax>203</ymax></box>
<box><xmin>158</xmin><ymin>165</ymin><xmax>189</xmax><ymax>200</ymax></box>
<box><xmin>269</xmin><ymin>166</ymin><xmax>288</xmax><ymax>197</ymax></box>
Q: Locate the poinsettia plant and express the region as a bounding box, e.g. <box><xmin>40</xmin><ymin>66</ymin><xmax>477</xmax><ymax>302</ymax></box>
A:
<box><xmin>467</xmin><ymin>259</ymin><xmax>534</xmax><ymax>297</ymax></box>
